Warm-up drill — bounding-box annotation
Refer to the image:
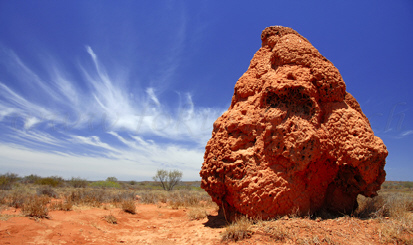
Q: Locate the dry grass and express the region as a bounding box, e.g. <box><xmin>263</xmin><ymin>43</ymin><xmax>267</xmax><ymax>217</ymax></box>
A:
<box><xmin>64</xmin><ymin>189</ymin><xmax>136</xmax><ymax>207</ymax></box>
<box><xmin>50</xmin><ymin>199</ymin><xmax>73</xmax><ymax>211</ymax></box>
<box><xmin>121</xmin><ymin>199</ymin><xmax>136</xmax><ymax>214</ymax></box>
<box><xmin>138</xmin><ymin>190</ymin><xmax>168</xmax><ymax>204</ymax></box>
<box><xmin>355</xmin><ymin>192</ymin><xmax>413</xmax><ymax>218</ymax></box>
<box><xmin>1</xmin><ymin>179</ymin><xmax>411</xmax><ymax>244</ymax></box>
<box><xmin>21</xmin><ymin>195</ymin><xmax>50</xmax><ymax>218</ymax></box>
<box><xmin>262</xmin><ymin>221</ymin><xmax>289</xmax><ymax>242</ymax></box>
<box><xmin>103</xmin><ymin>214</ymin><xmax>117</xmax><ymax>224</ymax></box>
<box><xmin>379</xmin><ymin>216</ymin><xmax>413</xmax><ymax>245</ymax></box>
<box><xmin>6</xmin><ymin>190</ymin><xmax>29</xmax><ymax>208</ymax></box>
<box><xmin>37</xmin><ymin>186</ymin><xmax>58</xmax><ymax>198</ymax></box>
<box><xmin>187</xmin><ymin>207</ymin><xmax>208</xmax><ymax>220</ymax></box>
<box><xmin>221</xmin><ymin>216</ymin><xmax>254</xmax><ymax>242</ymax></box>
<box><xmin>167</xmin><ymin>190</ymin><xmax>212</xmax><ymax>208</ymax></box>
<box><xmin>136</xmin><ymin>190</ymin><xmax>214</xmax><ymax>209</ymax></box>
<box><xmin>355</xmin><ymin>192</ymin><xmax>413</xmax><ymax>244</ymax></box>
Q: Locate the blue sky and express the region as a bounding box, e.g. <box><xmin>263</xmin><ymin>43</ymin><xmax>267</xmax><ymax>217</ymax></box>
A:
<box><xmin>0</xmin><ymin>1</ymin><xmax>412</xmax><ymax>181</ymax></box>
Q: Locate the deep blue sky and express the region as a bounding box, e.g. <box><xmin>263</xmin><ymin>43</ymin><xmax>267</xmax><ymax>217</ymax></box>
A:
<box><xmin>0</xmin><ymin>1</ymin><xmax>412</xmax><ymax>181</ymax></box>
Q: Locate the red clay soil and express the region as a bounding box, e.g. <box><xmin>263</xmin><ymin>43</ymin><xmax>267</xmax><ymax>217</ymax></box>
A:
<box><xmin>1</xmin><ymin>204</ymin><xmax>222</xmax><ymax>245</ymax></box>
<box><xmin>0</xmin><ymin>202</ymin><xmax>406</xmax><ymax>245</ymax></box>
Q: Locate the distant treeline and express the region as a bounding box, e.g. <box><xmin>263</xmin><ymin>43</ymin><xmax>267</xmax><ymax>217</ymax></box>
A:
<box><xmin>0</xmin><ymin>172</ymin><xmax>202</xmax><ymax>191</ymax></box>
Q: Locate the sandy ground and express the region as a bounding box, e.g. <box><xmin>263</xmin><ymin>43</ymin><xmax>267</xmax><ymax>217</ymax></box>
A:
<box><xmin>0</xmin><ymin>202</ymin><xmax>408</xmax><ymax>245</ymax></box>
<box><xmin>0</xmin><ymin>203</ymin><xmax>225</xmax><ymax>245</ymax></box>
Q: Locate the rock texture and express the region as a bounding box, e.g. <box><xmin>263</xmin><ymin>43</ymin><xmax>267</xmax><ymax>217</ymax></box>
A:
<box><xmin>200</xmin><ymin>26</ymin><xmax>387</xmax><ymax>220</ymax></box>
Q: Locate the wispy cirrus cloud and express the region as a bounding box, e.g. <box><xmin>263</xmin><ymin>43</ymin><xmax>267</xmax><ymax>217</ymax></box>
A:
<box><xmin>0</xmin><ymin>43</ymin><xmax>225</xmax><ymax>179</ymax></box>
<box><xmin>0</xmin><ymin>45</ymin><xmax>225</xmax><ymax>142</ymax></box>
<box><xmin>0</xmin><ymin>3</ymin><xmax>222</xmax><ymax>180</ymax></box>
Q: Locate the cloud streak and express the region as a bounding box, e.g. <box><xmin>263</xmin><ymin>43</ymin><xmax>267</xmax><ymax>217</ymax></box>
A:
<box><xmin>0</xmin><ymin>44</ymin><xmax>226</xmax><ymax>179</ymax></box>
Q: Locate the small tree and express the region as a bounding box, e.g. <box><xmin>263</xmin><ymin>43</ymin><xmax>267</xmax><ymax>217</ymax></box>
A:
<box><xmin>69</xmin><ymin>177</ymin><xmax>88</xmax><ymax>188</ymax></box>
<box><xmin>153</xmin><ymin>169</ymin><xmax>183</xmax><ymax>191</ymax></box>
<box><xmin>0</xmin><ymin>172</ymin><xmax>20</xmax><ymax>190</ymax></box>
<box><xmin>106</xmin><ymin>177</ymin><xmax>118</xmax><ymax>182</ymax></box>
<box><xmin>22</xmin><ymin>174</ymin><xmax>42</xmax><ymax>184</ymax></box>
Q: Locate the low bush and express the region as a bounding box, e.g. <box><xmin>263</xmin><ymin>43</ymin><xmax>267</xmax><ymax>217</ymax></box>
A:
<box><xmin>65</xmin><ymin>189</ymin><xmax>136</xmax><ymax>207</ymax></box>
<box><xmin>0</xmin><ymin>173</ymin><xmax>19</xmax><ymax>190</ymax></box>
<box><xmin>50</xmin><ymin>200</ymin><xmax>73</xmax><ymax>211</ymax></box>
<box><xmin>37</xmin><ymin>186</ymin><xmax>58</xmax><ymax>198</ymax></box>
<box><xmin>137</xmin><ymin>190</ymin><xmax>168</xmax><ymax>204</ymax></box>
<box><xmin>89</xmin><ymin>181</ymin><xmax>121</xmax><ymax>189</ymax></box>
<box><xmin>66</xmin><ymin>189</ymin><xmax>105</xmax><ymax>207</ymax></box>
<box><xmin>104</xmin><ymin>214</ymin><xmax>117</xmax><ymax>224</ymax></box>
<box><xmin>136</xmin><ymin>190</ymin><xmax>213</xmax><ymax>208</ymax></box>
<box><xmin>167</xmin><ymin>190</ymin><xmax>213</xmax><ymax>209</ymax></box>
<box><xmin>111</xmin><ymin>191</ymin><xmax>136</xmax><ymax>203</ymax></box>
<box><xmin>8</xmin><ymin>191</ymin><xmax>28</xmax><ymax>208</ymax></box>
<box><xmin>121</xmin><ymin>199</ymin><xmax>136</xmax><ymax>214</ymax></box>
<box><xmin>187</xmin><ymin>207</ymin><xmax>208</xmax><ymax>220</ymax></box>
<box><xmin>69</xmin><ymin>177</ymin><xmax>88</xmax><ymax>188</ymax></box>
<box><xmin>22</xmin><ymin>174</ymin><xmax>42</xmax><ymax>184</ymax></box>
<box><xmin>403</xmin><ymin>181</ymin><xmax>413</xmax><ymax>189</ymax></box>
<box><xmin>0</xmin><ymin>191</ymin><xmax>7</xmax><ymax>205</ymax></box>
<box><xmin>22</xmin><ymin>195</ymin><xmax>50</xmax><ymax>218</ymax></box>
<box><xmin>35</xmin><ymin>176</ymin><xmax>65</xmax><ymax>187</ymax></box>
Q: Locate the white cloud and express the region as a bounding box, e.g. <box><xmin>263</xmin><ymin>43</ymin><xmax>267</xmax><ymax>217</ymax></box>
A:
<box><xmin>6</xmin><ymin>128</ymin><xmax>65</xmax><ymax>149</ymax></box>
<box><xmin>1</xmin><ymin>45</ymin><xmax>225</xmax><ymax>144</ymax></box>
<box><xmin>70</xmin><ymin>135</ymin><xmax>121</xmax><ymax>156</ymax></box>
<box><xmin>400</xmin><ymin>130</ymin><xmax>413</xmax><ymax>138</ymax></box>
<box><xmin>0</xmin><ymin>83</ymin><xmax>52</xmax><ymax>118</ymax></box>
<box><xmin>0</xmin><ymin>44</ymin><xmax>226</xmax><ymax>180</ymax></box>
<box><xmin>24</xmin><ymin>117</ymin><xmax>41</xmax><ymax>130</ymax></box>
<box><xmin>146</xmin><ymin>88</ymin><xmax>160</xmax><ymax>106</ymax></box>
<box><xmin>0</xmin><ymin>47</ymin><xmax>64</xmax><ymax>103</ymax></box>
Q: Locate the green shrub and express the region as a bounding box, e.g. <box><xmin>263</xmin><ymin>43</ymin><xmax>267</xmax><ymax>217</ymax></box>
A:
<box><xmin>90</xmin><ymin>181</ymin><xmax>121</xmax><ymax>189</ymax></box>
<box><xmin>69</xmin><ymin>177</ymin><xmax>88</xmax><ymax>188</ymax></box>
<box><xmin>403</xmin><ymin>181</ymin><xmax>413</xmax><ymax>189</ymax></box>
<box><xmin>0</xmin><ymin>173</ymin><xmax>19</xmax><ymax>190</ymax></box>
<box><xmin>22</xmin><ymin>174</ymin><xmax>42</xmax><ymax>184</ymax></box>
<box><xmin>106</xmin><ymin>177</ymin><xmax>118</xmax><ymax>182</ymax></box>
<box><xmin>35</xmin><ymin>176</ymin><xmax>65</xmax><ymax>187</ymax></box>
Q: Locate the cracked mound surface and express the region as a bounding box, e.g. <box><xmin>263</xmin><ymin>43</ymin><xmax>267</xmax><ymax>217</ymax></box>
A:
<box><xmin>200</xmin><ymin>26</ymin><xmax>387</xmax><ymax>220</ymax></box>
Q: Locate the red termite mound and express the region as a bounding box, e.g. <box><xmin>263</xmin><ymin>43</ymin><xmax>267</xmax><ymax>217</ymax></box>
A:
<box><xmin>200</xmin><ymin>26</ymin><xmax>387</xmax><ymax>220</ymax></box>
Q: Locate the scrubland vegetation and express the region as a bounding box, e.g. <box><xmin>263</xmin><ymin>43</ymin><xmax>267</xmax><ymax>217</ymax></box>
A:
<box><xmin>0</xmin><ymin>172</ymin><xmax>215</xmax><ymax>221</ymax></box>
<box><xmin>1</xmin><ymin>172</ymin><xmax>412</xmax><ymax>244</ymax></box>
